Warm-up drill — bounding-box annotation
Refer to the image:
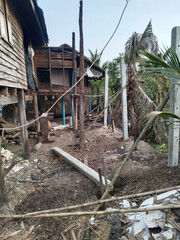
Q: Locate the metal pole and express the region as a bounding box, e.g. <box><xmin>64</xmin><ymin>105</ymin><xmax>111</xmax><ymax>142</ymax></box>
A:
<box><xmin>120</xmin><ymin>57</ymin><xmax>128</xmax><ymax>140</ymax></box>
<box><xmin>104</xmin><ymin>70</ymin><xmax>108</xmax><ymax>126</ymax></box>
<box><xmin>168</xmin><ymin>27</ymin><xmax>180</xmax><ymax>167</ymax></box>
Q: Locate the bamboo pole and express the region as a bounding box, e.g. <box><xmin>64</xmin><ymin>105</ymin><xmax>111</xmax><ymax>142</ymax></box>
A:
<box><xmin>16</xmin><ymin>185</ymin><xmax>180</xmax><ymax>217</ymax></box>
<box><xmin>0</xmin><ymin>204</ymin><xmax>180</xmax><ymax>219</ymax></box>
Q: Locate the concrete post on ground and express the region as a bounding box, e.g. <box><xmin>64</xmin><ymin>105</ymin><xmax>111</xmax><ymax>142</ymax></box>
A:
<box><xmin>120</xmin><ymin>57</ymin><xmax>128</xmax><ymax>140</ymax></box>
<box><xmin>168</xmin><ymin>26</ymin><xmax>180</xmax><ymax>167</ymax></box>
<box><xmin>104</xmin><ymin>70</ymin><xmax>109</xmax><ymax>127</ymax></box>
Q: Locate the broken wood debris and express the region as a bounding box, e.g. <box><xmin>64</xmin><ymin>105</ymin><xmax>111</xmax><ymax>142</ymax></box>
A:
<box><xmin>1</xmin><ymin>230</ymin><xmax>22</xmax><ymax>240</ymax></box>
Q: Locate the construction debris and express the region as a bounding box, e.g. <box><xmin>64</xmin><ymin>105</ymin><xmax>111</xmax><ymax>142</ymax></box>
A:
<box><xmin>52</xmin><ymin>147</ymin><xmax>111</xmax><ymax>187</ymax></box>
<box><xmin>121</xmin><ymin>189</ymin><xmax>180</xmax><ymax>239</ymax></box>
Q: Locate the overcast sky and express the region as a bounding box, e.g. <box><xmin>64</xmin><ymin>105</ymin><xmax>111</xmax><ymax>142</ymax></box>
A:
<box><xmin>38</xmin><ymin>0</ymin><xmax>180</xmax><ymax>65</ymax></box>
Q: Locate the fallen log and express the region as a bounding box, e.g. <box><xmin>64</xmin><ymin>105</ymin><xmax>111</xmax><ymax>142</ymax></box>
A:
<box><xmin>52</xmin><ymin>147</ymin><xmax>111</xmax><ymax>187</ymax></box>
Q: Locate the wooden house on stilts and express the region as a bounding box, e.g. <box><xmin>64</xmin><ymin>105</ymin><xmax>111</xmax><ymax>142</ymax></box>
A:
<box><xmin>0</xmin><ymin>0</ymin><xmax>48</xmax><ymax>157</ymax></box>
<box><xmin>33</xmin><ymin>44</ymin><xmax>104</xmax><ymax>126</ymax></box>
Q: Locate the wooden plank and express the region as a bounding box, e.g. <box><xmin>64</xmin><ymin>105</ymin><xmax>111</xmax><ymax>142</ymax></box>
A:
<box><xmin>0</xmin><ymin>95</ymin><xmax>33</xmax><ymax>105</ymax></box>
<box><xmin>18</xmin><ymin>89</ymin><xmax>30</xmax><ymax>158</ymax></box>
<box><xmin>0</xmin><ymin>58</ymin><xmax>26</xmax><ymax>77</ymax></box>
<box><xmin>0</xmin><ymin>80</ymin><xmax>27</xmax><ymax>90</ymax></box>
<box><xmin>0</xmin><ymin>43</ymin><xmax>26</xmax><ymax>72</ymax></box>
<box><xmin>10</xmin><ymin>9</ymin><xmax>24</xmax><ymax>41</ymax></box>
<box><xmin>38</xmin><ymin>92</ymin><xmax>71</xmax><ymax>96</ymax></box>
<box><xmin>0</xmin><ymin>42</ymin><xmax>26</xmax><ymax>69</ymax></box>
<box><xmin>0</xmin><ymin>36</ymin><xmax>24</xmax><ymax>59</ymax></box>
<box><xmin>0</xmin><ymin>52</ymin><xmax>26</xmax><ymax>76</ymax></box>
<box><xmin>50</xmin><ymin>51</ymin><xmax>72</xmax><ymax>59</ymax></box>
<box><xmin>0</xmin><ymin>64</ymin><xmax>26</xmax><ymax>81</ymax></box>
<box><xmin>34</xmin><ymin>58</ymin><xmax>73</xmax><ymax>68</ymax></box>
<box><xmin>0</xmin><ymin>73</ymin><xmax>27</xmax><ymax>87</ymax></box>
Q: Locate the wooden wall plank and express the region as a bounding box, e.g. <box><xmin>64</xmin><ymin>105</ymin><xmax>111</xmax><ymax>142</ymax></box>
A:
<box><xmin>0</xmin><ymin>95</ymin><xmax>33</xmax><ymax>105</ymax></box>
<box><xmin>0</xmin><ymin>2</ymin><xmax>27</xmax><ymax>90</ymax></box>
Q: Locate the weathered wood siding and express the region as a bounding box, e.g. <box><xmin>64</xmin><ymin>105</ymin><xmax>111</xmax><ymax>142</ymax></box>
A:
<box><xmin>0</xmin><ymin>1</ymin><xmax>27</xmax><ymax>89</ymax></box>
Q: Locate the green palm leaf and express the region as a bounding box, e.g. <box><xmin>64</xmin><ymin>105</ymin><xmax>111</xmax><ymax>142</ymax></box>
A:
<box><xmin>147</xmin><ymin>111</ymin><xmax>180</xmax><ymax>120</ymax></box>
<box><xmin>141</xmin><ymin>48</ymin><xmax>180</xmax><ymax>79</ymax></box>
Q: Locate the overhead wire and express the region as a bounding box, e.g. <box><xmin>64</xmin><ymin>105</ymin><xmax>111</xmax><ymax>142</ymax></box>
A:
<box><xmin>0</xmin><ymin>0</ymin><xmax>130</xmax><ymax>131</ymax></box>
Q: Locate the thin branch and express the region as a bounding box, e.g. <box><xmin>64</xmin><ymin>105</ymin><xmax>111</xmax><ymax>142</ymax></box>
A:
<box><xmin>25</xmin><ymin>184</ymin><xmax>180</xmax><ymax>216</ymax></box>
<box><xmin>0</xmin><ymin>204</ymin><xmax>180</xmax><ymax>219</ymax></box>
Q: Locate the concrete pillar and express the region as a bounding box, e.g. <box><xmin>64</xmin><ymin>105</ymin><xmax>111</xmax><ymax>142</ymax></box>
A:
<box><xmin>104</xmin><ymin>70</ymin><xmax>109</xmax><ymax>126</ymax></box>
<box><xmin>120</xmin><ymin>57</ymin><xmax>128</xmax><ymax>140</ymax></box>
<box><xmin>168</xmin><ymin>26</ymin><xmax>180</xmax><ymax>167</ymax></box>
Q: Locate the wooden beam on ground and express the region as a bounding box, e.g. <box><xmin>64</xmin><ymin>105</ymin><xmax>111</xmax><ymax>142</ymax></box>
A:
<box><xmin>52</xmin><ymin>147</ymin><xmax>111</xmax><ymax>187</ymax></box>
<box><xmin>18</xmin><ymin>89</ymin><xmax>30</xmax><ymax>158</ymax></box>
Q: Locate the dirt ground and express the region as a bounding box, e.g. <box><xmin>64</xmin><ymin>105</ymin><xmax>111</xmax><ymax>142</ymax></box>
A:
<box><xmin>0</xmin><ymin>123</ymin><xmax>180</xmax><ymax>239</ymax></box>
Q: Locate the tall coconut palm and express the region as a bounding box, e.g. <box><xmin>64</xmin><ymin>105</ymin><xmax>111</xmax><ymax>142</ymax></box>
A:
<box><xmin>125</xmin><ymin>21</ymin><xmax>159</xmax><ymax>142</ymax></box>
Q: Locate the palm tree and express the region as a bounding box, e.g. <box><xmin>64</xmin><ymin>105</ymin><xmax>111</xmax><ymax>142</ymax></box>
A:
<box><xmin>88</xmin><ymin>49</ymin><xmax>101</xmax><ymax>66</ymax></box>
<box><xmin>124</xmin><ymin>21</ymin><xmax>160</xmax><ymax>142</ymax></box>
<box><xmin>138</xmin><ymin>47</ymin><xmax>180</xmax><ymax>143</ymax></box>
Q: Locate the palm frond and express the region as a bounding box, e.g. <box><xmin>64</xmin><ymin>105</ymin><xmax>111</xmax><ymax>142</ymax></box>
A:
<box><xmin>88</xmin><ymin>49</ymin><xmax>100</xmax><ymax>66</ymax></box>
<box><xmin>125</xmin><ymin>21</ymin><xmax>158</xmax><ymax>64</ymax></box>
<box><xmin>139</xmin><ymin>21</ymin><xmax>158</xmax><ymax>55</ymax></box>
<box><xmin>141</xmin><ymin>48</ymin><xmax>180</xmax><ymax>79</ymax></box>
